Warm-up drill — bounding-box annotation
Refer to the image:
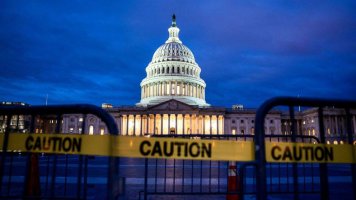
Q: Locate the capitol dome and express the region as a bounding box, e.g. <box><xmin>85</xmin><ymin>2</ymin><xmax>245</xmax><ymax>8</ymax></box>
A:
<box><xmin>137</xmin><ymin>15</ymin><xmax>210</xmax><ymax>107</ymax></box>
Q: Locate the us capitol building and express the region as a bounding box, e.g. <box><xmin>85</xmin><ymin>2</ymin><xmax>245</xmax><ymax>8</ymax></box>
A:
<box><xmin>3</xmin><ymin>16</ymin><xmax>354</xmax><ymax>145</ymax></box>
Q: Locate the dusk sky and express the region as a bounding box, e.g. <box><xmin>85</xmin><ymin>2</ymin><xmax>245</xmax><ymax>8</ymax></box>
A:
<box><xmin>1</xmin><ymin>1</ymin><xmax>355</xmax><ymax>108</ymax></box>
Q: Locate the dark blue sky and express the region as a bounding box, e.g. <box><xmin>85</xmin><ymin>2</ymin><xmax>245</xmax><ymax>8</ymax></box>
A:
<box><xmin>1</xmin><ymin>1</ymin><xmax>355</xmax><ymax>108</ymax></box>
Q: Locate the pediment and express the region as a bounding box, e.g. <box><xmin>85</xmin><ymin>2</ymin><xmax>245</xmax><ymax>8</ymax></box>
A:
<box><xmin>148</xmin><ymin>99</ymin><xmax>196</xmax><ymax>111</ymax></box>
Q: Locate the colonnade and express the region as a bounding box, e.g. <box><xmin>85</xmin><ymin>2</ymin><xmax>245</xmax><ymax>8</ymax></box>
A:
<box><xmin>141</xmin><ymin>81</ymin><xmax>205</xmax><ymax>99</ymax></box>
<box><xmin>147</xmin><ymin>65</ymin><xmax>199</xmax><ymax>77</ymax></box>
<box><xmin>120</xmin><ymin>114</ymin><xmax>223</xmax><ymax>136</ymax></box>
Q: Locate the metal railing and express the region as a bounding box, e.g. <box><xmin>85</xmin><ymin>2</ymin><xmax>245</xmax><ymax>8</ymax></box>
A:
<box><xmin>141</xmin><ymin>134</ymin><xmax>321</xmax><ymax>200</ymax></box>
<box><xmin>0</xmin><ymin>104</ymin><xmax>119</xmax><ymax>200</ymax></box>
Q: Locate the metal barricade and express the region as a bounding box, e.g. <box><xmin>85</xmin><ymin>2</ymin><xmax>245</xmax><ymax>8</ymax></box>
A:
<box><xmin>254</xmin><ymin>97</ymin><xmax>356</xmax><ymax>200</ymax></box>
<box><xmin>140</xmin><ymin>134</ymin><xmax>321</xmax><ymax>200</ymax></box>
<box><xmin>0</xmin><ymin>104</ymin><xmax>119</xmax><ymax>200</ymax></box>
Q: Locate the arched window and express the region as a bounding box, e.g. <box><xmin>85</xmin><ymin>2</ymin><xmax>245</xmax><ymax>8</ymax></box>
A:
<box><xmin>162</xmin><ymin>67</ymin><xmax>165</xmax><ymax>73</ymax></box>
<box><xmin>177</xmin><ymin>67</ymin><xmax>180</xmax><ymax>73</ymax></box>
<box><xmin>158</xmin><ymin>68</ymin><xmax>160</xmax><ymax>74</ymax></box>
<box><xmin>166</xmin><ymin>67</ymin><xmax>169</xmax><ymax>73</ymax></box>
<box><xmin>172</xmin><ymin>67</ymin><xmax>175</xmax><ymax>73</ymax></box>
<box><xmin>182</xmin><ymin>67</ymin><xmax>185</xmax><ymax>73</ymax></box>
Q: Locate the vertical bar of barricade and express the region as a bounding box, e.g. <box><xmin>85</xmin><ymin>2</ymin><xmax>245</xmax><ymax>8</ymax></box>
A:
<box><xmin>0</xmin><ymin>114</ymin><xmax>12</xmax><ymax>193</ymax></box>
<box><xmin>24</xmin><ymin>115</ymin><xmax>41</xmax><ymax>198</ymax></box>
<box><xmin>255</xmin><ymin>104</ymin><xmax>268</xmax><ymax>200</ymax></box>
<box><xmin>345</xmin><ymin>108</ymin><xmax>356</xmax><ymax>199</ymax></box>
<box><xmin>50</xmin><ymin>114</ymin><xmax>61</xmax><ymax>198</ymax></box>
<box><xmin>289</xmin><ymin>106</ymin><xmax>299</xmax><ymax>200</ymax></box>
<box><xmin>318</xmin><ymin>108</ymin><xmax>329</xmax><ymax>200</ymax></box>
<box><xmin>107</xmin><ymin>117</ymin><xmax>119</xmax><ymax>200</ymax></box>
<box><xmin>144</xmin><ymin>158</ymin><xmax>148</xmax><ymax>200</ymax></box>
<box><xmin>77</xmin><ymin>114</ymin><xmax>86</xmax><ymax>199</ymax></box>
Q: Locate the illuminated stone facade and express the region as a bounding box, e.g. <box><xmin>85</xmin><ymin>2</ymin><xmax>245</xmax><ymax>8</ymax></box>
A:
<box><xmin>58</xmin><ymin>16</ymin><xmax>356</xmax><ymax>145</ymax></box>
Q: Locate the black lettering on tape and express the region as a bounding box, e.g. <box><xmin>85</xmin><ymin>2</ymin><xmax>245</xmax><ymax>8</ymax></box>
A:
<box><xmin>271</xmin><ymin>146</ymin><xmax>282</xmax><ymax>160</ymax></box>
<box><xmin>201</xmin><ymin>143</ymin><xmax>212</xmax><ymax>158</ymax></box>
<box><xmin>139</xmin><ymin>140</ymin><xmax>151</xmax><ymax>156</ymax></box>
<box><xmin>25</xmin><ymin>135</ymin><xmax>34</xmax><ymax>151</ymax></box>
<box><xmin>189</xmin><ymin>142</ymin><xmax>200</xmax><ymax>157</ymax></box>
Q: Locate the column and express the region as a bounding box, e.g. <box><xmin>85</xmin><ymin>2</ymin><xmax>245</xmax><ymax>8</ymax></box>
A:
<box><xmin>217</xmin><ymin>115</ymin><xmax>219</xmax><ymax>135</ymax></box>
<box><xmin>153</xmin><ymin>114</ymin><xmax>156</xmax><ymax>134</ymax></box>
<box><xmin>190</xmin><ymin>114</ymin><xmax>193</xmax><ymax>134</ymax></box>
<box><xmin>133</xmin><ymin>115</ymin><xmax>136</xmax><ymax>136</ymax></box>
<box><xmin>175</xmin><ymin>114</ymin><xmax>178</xmax><ymax>134</ymax></box>
<box><xmin>210</xmin><ymin>115</ymin><xmax>212</xmax><ymax>135</ymax></box>
<box><xmin>126</xmin><ymin>115</ymin><xmax>129</xmax><ymax>135</ymax></box>
<box><xmin>160</xmin><ymin>82</ymin><xmax>162</xmax><ymax>96</ymax></box>
<box><xmin>168</xmin><ymin>114</ymin><xmax>171</xmax><ymax>133</ymax></box>
<box><xmin>118</xmin><ymin>115</ymin><xmax>122</xmax><ymax>135</ymax></box>
<box><xmin>161</xmin><ymin>114</ymin><xmax>163</xmax><ymax>135</ymax></box>
<box><xmin>140</xmin><ymin>115</ymin><xmax>143</xmax><ymax>136</ymax></box>
<box><xmin>146</xmin><ymin>115</ymin><xmax>149</xmax><ymax>134</ymax></box>
<box><xmin>198</xmin><ymin>86</ymin><xmax>200</xmax><ymax>98</ymax></box>
<box><xmin>146</xmin><ymin>85</ymin><xmax>148</xmax><ymax>97</ymax></box>
<box><xmin>203</xmin><ymin>115</ymin><xmax>205</xmax><ymax>134</ymax></box>
<box><xmin>183</xmin><ymin>114</ymin><xmax>185</xmax><ymax>135</ymax></box>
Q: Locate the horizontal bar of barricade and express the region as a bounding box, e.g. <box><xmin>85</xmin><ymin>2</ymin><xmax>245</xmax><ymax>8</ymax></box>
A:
<box><xmin>0</xmin><ymin>133</ymin><xmax>254</xmax><ymax>162</ymax></box>
<box><xmin>0</xmin><ymin>133</ymin><xmax>355</xmax><ymax>163</ymax></box>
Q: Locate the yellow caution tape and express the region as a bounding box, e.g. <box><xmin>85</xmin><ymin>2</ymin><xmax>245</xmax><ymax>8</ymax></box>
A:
<box><xmin>0</xmin><ymin>134</ymin><xmax>355</xmax><ymax>163</ymax></box>
<box><xmin>0</xmin><ymin>133</ymin><xmax>254</xmax><ymax>161</ymax></box>
<box><xmin>265</xmin><ymin>141</ymin><xmax>356</xmax><ymax>163</ymax></box>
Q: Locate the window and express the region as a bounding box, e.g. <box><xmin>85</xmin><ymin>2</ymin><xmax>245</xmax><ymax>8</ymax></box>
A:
<box><xmin>232</xmin><ymin>129</ymin><xmax>236</xmax><ymax>135</ymax></box>
<box><xmin>241</xmin><ymin>129</ymin><xmax>245</xmax><ymax>134</ymax></box>
<box><xmin>79</xmin><ymin>128</ymin><xmax>82</xmax><ymax>133</ymax></box>
<box><xmin>70</xmin><ymin>118</ymin><xmax>75</xmax><ymax>122</ymax></box>
<box><xmin>100</xmin><ymin>128</ymin><xmax>105</xmax><ymax>135</ymax></box>
<box><xmin>69</xmin><ymin>127</ymin><xmax>74</xmax><ymax>133</ymax></box>
<box><xmin>270</xmin><ymin>120</ymin><xmax>274</xmax><ymax>124</ymax></box>
<box><xmin>89</xmin><ymin>125</ymin><xmax>94</xmax><ymax>135</ymax></box>
<box><xmin>312</xmin><ymin>129</ymin><xmax>315</xmax><ymax>135</ymax></box>
<box><xmin>232</xmin><ymin>120</ymin><xmax>235</xmax><ymax>124</ymax></box>
<box><xmin>79</xmin><ymin>117</ymin><xmax>83</xmax><ymax>122</ymax></box>
<box><xmin>240</xmin><ymin>120</ymin><xmax>244</xmax><ymax>123</ymax></box>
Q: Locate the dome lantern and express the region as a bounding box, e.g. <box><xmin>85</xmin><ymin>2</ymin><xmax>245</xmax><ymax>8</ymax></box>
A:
<box><xmin>166</xmin><ymin>14</ymin><xmax>182</xmax><ymax>44</ymax></box>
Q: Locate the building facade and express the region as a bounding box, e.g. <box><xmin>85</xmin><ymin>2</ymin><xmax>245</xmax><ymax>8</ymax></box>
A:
<box><xmin>55</xmin><ymin>16</ymin><xmax>356</xmax><ymax>144</ymax></box>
